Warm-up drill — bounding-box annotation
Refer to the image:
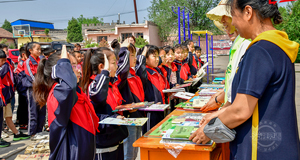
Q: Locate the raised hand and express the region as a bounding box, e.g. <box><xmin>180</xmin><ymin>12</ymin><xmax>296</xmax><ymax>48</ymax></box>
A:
<box><xmin>61</xmin><ymin>45</ymin><xmax>68</xmax><ymax>59</ymax></box>
<box><xmin>121</xmin><ymin>38</ymin><xmax>131</xmax><ymax>48</ymax></box>
<box><xmin>142</xmin><ymin>46</ymin><xmax>148</xmax><ymax>57</ymax></box>
<box><xmin>103</xmin><ymin>54</ymin><xmax>110</xmax><ymax>71</ymax></box>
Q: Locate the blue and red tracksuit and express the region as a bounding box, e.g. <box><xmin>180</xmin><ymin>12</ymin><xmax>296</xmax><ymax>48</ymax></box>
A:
<box><xmin>22</xmin><ymin>55</ymin><xmax>46</xmax><ymax>135</ymax></box>
<box><xmin>187</xmin><ymin>52</ymin><xmax>198</xmax><ymax>76</ymax></box>
<box><xmin>172</xmin><ymin>59</ymin><xmax>193</xmax><ymax>85</ymax></box>
<box><xmin>155</xmin><ymin>66</ymin><xmax>170</xmax><ymax>104</ymax></box>
<box><xmin>47</xmin><ymin>59</ymin><xmax>99</xmax><ymax>160</ymax></box>
<box><xmin>15</xmin><ymin>59</ymin><xmax>28</xmax><ymax>125</ymax></box>
<box><xmin>89</xmin><ymin>71</ymin><xmax>128</xmax><ymax>160</ymax></box>
<box><xmin>0</xmin><ymin>62</ymin><xmax>14</xmax><ymax>139</ymax></box>
<box><xmin>193</xmin><ymin>54</ymin><xmax>204</xmax><ymax>68</ymax></box>
<box><xmin>136</xmin><ymin>55</ymin><xmax>165</xmax><ymax>132</ymax></box>
<box><xmin>115</xmin><ymin>47</ymin><xmax>145</xmax><ymax>118</ymax></box>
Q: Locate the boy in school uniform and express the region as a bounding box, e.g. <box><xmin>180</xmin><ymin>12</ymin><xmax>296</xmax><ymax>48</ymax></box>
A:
<box><xmin>194</xmin><ymin>46</ymin><xmax>204</xmax><ymax>68</ymax></box>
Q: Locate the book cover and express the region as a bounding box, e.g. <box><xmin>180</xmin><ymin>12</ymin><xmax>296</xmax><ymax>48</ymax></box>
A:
<box><xmin>139</xmin><ymin>104</ymin><xmax>170</xmax><ymax>111</ymax></box>
<box><xmin>170</xmin><ymin>126</ymin><xmax>195</xmax><ymax>138</ymax></box>
<box><xmin>99</xmin><ymin>117</ymin><xmax>148</xmax><ymax>126</ymax></box>
<box><xmin>113</xmin><ymin>102</ymin><xmax>154</xmax><ymax>112</ymax></box>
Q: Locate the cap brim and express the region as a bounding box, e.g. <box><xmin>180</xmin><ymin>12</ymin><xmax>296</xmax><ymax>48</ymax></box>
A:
<box><xmin>206</xmin><ymin>4</ymin><xmax>231</xmax><ymax>22</ymax></box>
<box><xmin>213</xmin><ymin>21</ymin><xmax>226</xmax><ymax>34</ymax></box>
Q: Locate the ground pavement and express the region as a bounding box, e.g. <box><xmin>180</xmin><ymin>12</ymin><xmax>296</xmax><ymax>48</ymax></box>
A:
<box><xmin>1</xmin><ymin>55</ymin><xmax>300</xmax><ymax>160</ymax></box>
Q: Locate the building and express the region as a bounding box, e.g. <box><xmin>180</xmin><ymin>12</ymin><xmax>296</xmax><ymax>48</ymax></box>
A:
<box><xmin>11</xmin><ymin>19</ymin><xmax>67</xmax><ymax>41</ymax></box>
<box><xmin>11</xmin><ymin>19</ymin><xmax>54</xmax><ymax>31</ymax></box>
<box><xmin>0</xmin><ymin>27</ymin><xmax>16</xmax><ymax>48</ymax></box>
<box><xmin>84</xmin><ymin>20</ymin><xmax>162</xmax><ymax>47</ymax></box>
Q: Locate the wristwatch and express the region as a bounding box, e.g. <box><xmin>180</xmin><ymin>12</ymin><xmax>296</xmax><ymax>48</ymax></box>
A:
<box><xmin>215</xmin><ymin>96</ymin><xmax>222</xmax><ymax>105</ymax></box>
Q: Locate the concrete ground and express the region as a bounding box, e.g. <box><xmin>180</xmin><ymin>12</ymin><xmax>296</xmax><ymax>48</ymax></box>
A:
<box><xmin>1</xmin><ymin>55</ymin><xmax>300</xmax><ymax>160</ymax></box>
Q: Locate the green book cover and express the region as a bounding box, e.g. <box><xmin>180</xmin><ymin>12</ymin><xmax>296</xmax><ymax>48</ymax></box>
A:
<box><xmin>170</xmin><ymin>126</ymin><xmax>194</xmax><ymax>139</ymax></box>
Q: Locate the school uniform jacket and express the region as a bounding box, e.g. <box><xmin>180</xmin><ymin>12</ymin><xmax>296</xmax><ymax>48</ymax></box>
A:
<box><xmin>89</xmin><ymin>71</ymin><xmax>128</xmax><ymax>149</ymax></box>
<box><xmin>15</xmin><ymin>60</ymin><xmax>27</xmax><ymax>96</ymax></box>
<box><xmin>193</xmin><ymin>54</ymin><xmax>204</xmax><ymax>68</ymax></box>
<box><xmin>47</xmin><ymin>59</ymin><xmax>99</xmax><ymax>160</ymax></box>
<box><xmin>136</xmin><ymin>55</ymin><xmax>164</xmax><ymax>104</ymax></box>
<box><xmin>0</xmin><ymin>62</ymin><xmax>14</xmax><ymax>106</ymax></box>
<box><xmin>115</xmin><ymin>47</ymin><xmax>145</xmax><ymax>118</ymax></box>
<box><xmin>187</xmin><ymin>52</ymin><xmax>197</xmax><ymax>76</ymax></box>
<box><xmin>172</xmin><ymin>60</ymin><xmax>192</xmax><ymax>85</ymax></box>
<box><xmin>22</xmin><ymin>55</ymin><xmax>40</xmax><ymax>88</ymax></box>
<box><xmin>115</xmin><ymin>47</ymin><xmax>145</xmax><ymax>104</ymax></box>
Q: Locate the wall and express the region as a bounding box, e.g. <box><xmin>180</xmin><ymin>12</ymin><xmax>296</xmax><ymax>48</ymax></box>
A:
<box><xmin>0</xmin><ymin>38</ymin><xmax>15</xmax><ymax>47</ymax></box>
<box><xmin>86</xmin><ymin>34</ymin><xmax>119</xmax><ymax>47</ymax></box>
<box><xmin>148</xmin><ymin>24</ymin><xmax>162</xmax><ymax>47</ymax></box>
<box><xmin>17</xmin><ymin>37</ymin><xmax>51</xmax><ymax>49</ymax></box>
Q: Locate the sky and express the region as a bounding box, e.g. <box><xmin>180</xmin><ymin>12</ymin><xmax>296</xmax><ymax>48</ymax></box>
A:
<box><xmin>0</xmin><ymin>0</ymin><xmax>288</xmax><ymax>29</ymax></box>
<box><xmin>0</xmin><ymin>0</ymin><xmax>152</xmax><ymax>29</ymax></box>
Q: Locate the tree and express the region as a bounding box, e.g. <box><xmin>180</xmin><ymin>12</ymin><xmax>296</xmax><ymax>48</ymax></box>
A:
<box><xmin>275</xmin><ymin>1</ymin><xmax>300</xmax><ymax>63</ymax></box>
<box><xmin>77</xmin><ymin>15</ymin><xmax>104</xmax><ymax>27</ymax></box>
<box><xmin>148</xmin><ymin>0</ymin><xmax>220</xmax><ymax>42</ymax></box>
<box><xmin>1</xmin><ymin>19</ymin><xmax>12</xmax><ymax>33</ymax></box>
<box><xmin>44</xmin><ymin>28</ymin><xmax>50</xmax><ymax>36</ymax></box>
<box><xmin>135</xmin><ymin>36</ymin><xmax>149</xmax><ymax>48</ymax></box>
<box><xmin>67</xmin><ymin>17</ymin><xmax>83</xmax><ymax>42</ymax></box>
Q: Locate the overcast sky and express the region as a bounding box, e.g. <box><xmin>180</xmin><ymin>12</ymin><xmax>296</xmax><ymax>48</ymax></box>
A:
<box><xmin>0</xmin><ymin>0</ymin><xmax>288</xmax><ymax>29</ymax></box>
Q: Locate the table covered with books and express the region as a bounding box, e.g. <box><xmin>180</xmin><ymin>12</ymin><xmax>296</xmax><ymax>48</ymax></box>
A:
<box><xmin>133</xmin><ymin>84</ymin><xmax>230</xmax><ymax>160</ymax></box>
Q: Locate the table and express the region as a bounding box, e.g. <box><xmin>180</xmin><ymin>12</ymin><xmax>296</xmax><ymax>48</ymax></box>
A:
<box><xmin>133</xmin><ymin>109</ymin><xmax>230</xmax><ymax>160</ymax></box>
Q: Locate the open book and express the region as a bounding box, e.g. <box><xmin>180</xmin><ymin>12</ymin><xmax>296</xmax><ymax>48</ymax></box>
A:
<box><xmin>112</xmin><ymin>102</ymin><xmax>154</xmax><ymax>112</ymax></box>
<box><xmin>99</xmin><ymin>117</ymin><xmax>148</xmax><ymax>126</ymax></box>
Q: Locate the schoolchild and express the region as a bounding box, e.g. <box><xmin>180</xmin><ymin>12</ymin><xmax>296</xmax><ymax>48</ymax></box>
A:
<box><xmin>164</xmin><ymin>46</ymin><xmax>177</xmax><ymax>88</ymax></box>
<box><xmin>81</xmin><ymin>47</ymin><xmax>128</xmax><ymax>160</ymax></box>
<box><xmin>33</xmin><ymin>45</ymin><xmax>99</xmax><ymax>160</ymax></box>
<box><xmin>172</xmin><ymin>44</ymin><xmax>191</xmax><ymax>85</ymax></box>
<box><xmin>115</xmin><ymin>39</ymin><xmax>144</xmax><ymax>160</ymax></box>
<box><xmin>22</xmin><ymin>42</ymin><xmax>46</xmax><ymax>137</ymax></box>
<box><xmin>194</xmin><ymin>46</ymin><xmax>204</xmax><ymax>68</ymax></box>
<box><xmin>15</xmin><ymin>47</ymin><xmax>29</xmax><ymax>129</ymax></box>
<box><xmin>136</xmin><ymin>45</ymin><xmax>165</xmax><ymax>132</ymax></box>
<box><xmin>156</xmin><ymin>47</ymin><xmax>170</xmax><ymax>104</ymax></box>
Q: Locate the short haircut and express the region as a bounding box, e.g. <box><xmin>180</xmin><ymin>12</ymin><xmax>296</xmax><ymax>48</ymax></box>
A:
<box><xmin>174</xmin><ymin>44</ymin><xmax>183</xmax><ymax>51</ymax></box>
<box><xmin>163</xmin><ymin>46</ymin><xmax>174</xmax><ymax>54</ymax></box>
<box><xmin>0</xmin><ymin>50</ymin><xmax>7</xmax><ymax>58</ymax></box>
<box><xmin>182</xmin><ymin>45</ymin><xmax>188</xmax><ymax>52</ymax></box>
<box><xmin>138</xmin><ymin>45</ymin><xmax>159</xmax><ymax>58</ymax></box>
<box><xmin>1</xmin><ymin>44</ymin><xmax>8</xmax><ymax>49</ymax></box>
<box><xmin>74</xmin><ymin>51</ymin><xmax>81</xmax><ymax>55</ymax></box>
<box><xmin>195</xmin><ymin>46</ymin><xmax>202</xmax><ymax>51</ymax></box>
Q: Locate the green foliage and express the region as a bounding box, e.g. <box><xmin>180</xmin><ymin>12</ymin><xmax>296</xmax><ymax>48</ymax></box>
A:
<box><xmin>135</xmin><ymin>36</ymin><xmax>149</xmax><ymax>48</ymax></box>
<box><xmin>77</xmin><ymin>15</ymin><xmax>104</xmax><ymax>27</ymax></box>
<box><xmin>0</xmin><ymin>38</ymin><xmax>7</xmax><ymax>44</ymax></box>
<box><xmin>148</xmin><ymin>0</ymin><xmax>221</xmax><ymax>42</ymax></box>
<box><xmin>67</xmin><ymin>17</ymin><xmax>83</xmax><ymax>42</ymax></box>
<box><xmin>9</xmin><ymin>43</ymin><xmax>15</xmax><ymax>49</ymax></box>
<box><xmin>83</xmin><ymin>38</ymin><xmax>99</xmax><ymax>48</ymax></box>
<box><xmin>1</xmin><ymin>19</ymin><xmax>12</xmax><ymax>33</ymax></box>
<box><xmin>44</xmin><ymin>37</ymin><xmax>52</xmax><ymax>42</ymax></box>
<box><xmin>275</xmin><ymin>1</ymin><xmax>300</xmax><ymax>63</ymax></box>
<box><xmin>44</xmin><ymin>29</ymin><xmax>50</xmax><ymax>36</ymax></box>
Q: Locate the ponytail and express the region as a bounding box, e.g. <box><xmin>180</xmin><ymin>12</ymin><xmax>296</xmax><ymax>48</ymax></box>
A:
<box><xmin>33</xmin><ymin>52</ymin><xmax>61</xmax><ymax>107</ymax></box>
<box><xmin>80</xmin><ymin>49</ymin><xmax>94</xmax><ymax>93</ymax></box>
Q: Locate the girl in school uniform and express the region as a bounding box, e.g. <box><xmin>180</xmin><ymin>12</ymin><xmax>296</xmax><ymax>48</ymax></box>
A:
<box><xmin>164</xmin><ymin>46</ymin><xmax>177</xmax><ymax>88</ymax></box>
<box><xmin>32</xmin><ymin>46</ymin><xmax>99</xmax><ymax>160</ymax></box>
<box><xmin>115</xmin><ymin>39</ymin><xmax>145</xmax><ymax>160</ymax></box>
<box><xmin>172</xmin><ymin>44</ymin><xmax>192</xmax><ymax>85</ymax></box>
<box><xmin>156</xmin><ymin>47</ymin><xmax>170</xmax><ymax>104</ymax></box>
<box><xmin>15</xmin><ymin>47</ymin><xmax>29</xmax><ymax>129</ymax></box>
<box><xmin>136</xmin><ymin>45</ymin><xmax>165</xmax><ymax>132</ymax></box>
<box><xmin>81</xmin><ymin>47</ymin><xmax>128</xmax><ymax>160</ymax></box>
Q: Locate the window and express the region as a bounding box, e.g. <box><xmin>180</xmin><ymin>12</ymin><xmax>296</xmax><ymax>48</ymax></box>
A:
<box><xmin>11</xmin><ymin>51</ymin><xmax>19</xmax><ymax>56</ymax></box>
<box><xmin>135</xmin><ymin>33</ymin><xmax>143</xmax><ymax>38</ymax></box>
<box><xmin>121</xmin><ymin>33</ymin><xmax>132</xmax><ymax>42</ymax></box>
<box><xmin>97</xmin><ymin>36</ymin><xmax>108</xmax><ymax>43</ymax></box>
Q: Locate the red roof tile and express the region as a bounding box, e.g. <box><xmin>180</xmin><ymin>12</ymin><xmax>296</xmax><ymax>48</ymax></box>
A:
<box><xmin>0</xmin><ymin>28</ymin><xmax>14</xmax><ymax>38</ymax></box>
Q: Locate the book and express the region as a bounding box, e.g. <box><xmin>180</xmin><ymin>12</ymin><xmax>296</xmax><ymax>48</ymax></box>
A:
<box><xmin>189</xmin><ymin>96</ymin><xmax>210</xmax><ymax>102</ymax></box>
<box><xmin>171</xmin><ymin>113</ymin><xmax>206</xmax><ymax>124</ymax></box>
<box><xmin>170</xmin><ymin>126</ymin><xmax>195</xmax><ymax>138</ymax></box>
<box><xmin>192</xmin><ymin>99</ymin><xmax>209</xmax><ymax>108</ymax></box>
<box><xmin>99</xmin><ymin>117</ymin><xmax>148</xmax><ymax>126</ymax></box>
<box><xmin>112</xmin><ymin>101</ymin><xmax>154</xmax><ymax>112</ymax></box>
<box><xmin>175</xmin><ymin>102</ymin><xmax>193</xmax><ymax>109</ymax></box>
<box><xmin>198</xmin><ymin>89</ymin><xmax>219</xmax><ymax>96</ymax></box>
<box><xmin>199</xmin><ymin>84</ymin><xmax>225</xmax><ymax>89</ymax></box>
<box><xmin>162</xmin><ymin>88</ymin><xmax>185</xmax><ymax>93</ymax></box>
<box><xmin>139</xmin><ymin>104</ymin><xmax>170</xmax><ymax>111</ymax></box>
<box><xmin>148</xmin><ymin>116</ymin><xmax>178</xmax><ymax>137</ymax></box>
<box><xmin>174</xmin><ymin>92</ymin><xmax>195</xmax><ymax>100</ymax></box>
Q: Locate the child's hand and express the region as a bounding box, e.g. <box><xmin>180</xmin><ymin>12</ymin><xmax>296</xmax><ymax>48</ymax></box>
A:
<box><xmin>116</xmin><ymin>115</ymin><xmax>125</xmax><ymax>119</ymax></box>
<box><xmin>61</xmin><ymin>45</ymin><xmax>68</xmax><ymax>59</ymax></box>
<box><xmin>103</xmin><ymin>54</ymin><xmax>110</xmax><ymax>71</ymax></box>
<box><xmin>121</xmin><ymin>38</ymin><xmax>131</xmax><ymax>48</ymax></box>
<box><xmin>142</xmin><ymin>46</ymin><xmax>148</xmax><ymax>57</ymax></box>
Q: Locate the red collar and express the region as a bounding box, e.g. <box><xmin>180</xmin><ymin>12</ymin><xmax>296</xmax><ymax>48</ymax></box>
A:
<box><xmin>90</xmin><ymin>74</ymin><xmax>97</xmax><ymax>80</ymax></box>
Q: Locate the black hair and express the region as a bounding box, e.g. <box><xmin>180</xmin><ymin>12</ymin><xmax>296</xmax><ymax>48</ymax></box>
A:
<box><xmin>183</xmin><ymin>40</ymin><xmax>193</xmax><ymax>47</ymax></box>
<box><xmin>0</xmin><ymin>50</ymin><xmax>7</xmax><ymax>58</ymax></box>
<box><xmin>19</xmin><ymin>46</ymin><xmax>29</xmax><ymax>58</ymax></box>
<box><xmin>25</xmin><ymin>42</ymin><xmax>39</xmax><ymax>56</ymax></box>
<box><xmin>0</xmin><ymin>44</ymin><xmax>2</xmax><ymax>50</ymax></box>
<box><xmin>111</xmin><ymin>39</ymin><xmax>120</xmax><ymax>60</ymax></box>
<box><xmin>227</xmin><ymin>0</ymin><xmax>282</xmax><ymax>24</ymax></box>
<box><xmin>174</xmin><ymin>44</ymin><xmax>183</xmax><ymax>51</ymax></box>
<box><xmin>80</xmin><ymin>47</ymin><xmax>114</xmax><ymax>93</ymax></box>
<box><xmin>138</xmin><ymin>45</ymin><xmax>159</xmax><ymax>58</ymax></box>
<box><xmin>182</xmin><ymin>45</ymin><xmax>188</xmax><ymax>52</ymax></box>
<box><xmin>195</xmin><ymin>46</ymin><xmax>202</xmax><ymax>51</ymax></box>
<box><xmin>1</xmin><ymin>44</ymin><xmax>8</xmax><ymax>49</ymax></box>
<box><xmin>43</xmin><ymin>48</ymin><xmax>55</xmax><ymax>56</ymax></box>
<box><xmin>33</xmin><ymin>51</ymin><xmax>61</xmax><ymax>106</ymax></box>
<box><xmin>164</xmin><ymin>46</ymin><xmax>174</xmax><ymax>54</ymax></box>
<box><xmin>74</xmin><ymin>51</ymin><xmax>81</xmax><ymax>55</ymax></box>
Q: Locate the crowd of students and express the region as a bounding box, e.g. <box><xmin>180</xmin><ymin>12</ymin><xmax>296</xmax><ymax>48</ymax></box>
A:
<box><xmin>0</xmin><ymin>36</ymin><xmax>204</xmax><ymax>159</ymax></box>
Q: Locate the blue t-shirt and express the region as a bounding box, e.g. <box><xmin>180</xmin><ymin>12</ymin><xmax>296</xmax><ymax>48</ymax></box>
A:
<box><xmin>230</xmin><ymin>40</ymin><xmax>300</xmax><ymax>160</ymax></box>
